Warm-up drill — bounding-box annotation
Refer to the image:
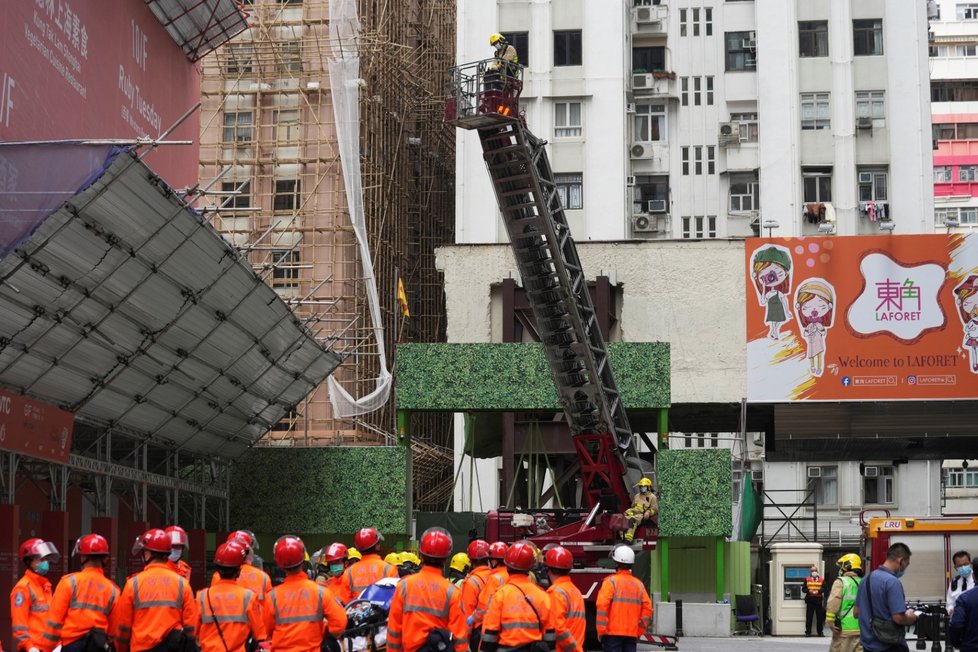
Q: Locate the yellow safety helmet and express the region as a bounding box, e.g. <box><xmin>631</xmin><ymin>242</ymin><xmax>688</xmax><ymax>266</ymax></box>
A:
<box><xmin>489</xmin><ymin>33</ymin><xmax>506</xmax><ymax>46</ymax></box>
<box><xmin>385</xmin><ymin>552</ymin><xmax>402</xmax><ymax>565</ymax></box>
<box><xmin>450</xmin><ymin>552</ymin><xmax>471</xmax><ymax>574</ymax></box>
<box><xmin>637</xmin><ymin>477</ymin><xmax>653</xmax><ymax>488</ymax></box>
<box><xmin>400</xmin><ymin>552</ymin><xmax>421</xmax><ymax>567</ymax></box>
<box><xmin>837</xmin><ymin>553</ymin><xmax>862</xmax><ymax>572</ymax></box>
<box><xmin>347</xmin><ymin>547</ymin><xmax>362</xmax><ymax>561</ymax></box>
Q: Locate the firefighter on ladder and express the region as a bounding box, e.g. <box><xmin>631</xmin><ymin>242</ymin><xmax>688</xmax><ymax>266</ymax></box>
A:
<box><xmin>486</xmin><ymin>33</ymin><xmax>519</xmax><ymax>95</ymax></box>
<box><xmin>623</xmin><ymin>478</ymin><xmax>658</xmax><ymax>542</ymax></box>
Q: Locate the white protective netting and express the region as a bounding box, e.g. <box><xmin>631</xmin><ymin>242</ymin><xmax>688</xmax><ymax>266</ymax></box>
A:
<box><xmin>326</xmin><ymin>0</ymin><xmax>393</xmax><ymax>417</ymax></box>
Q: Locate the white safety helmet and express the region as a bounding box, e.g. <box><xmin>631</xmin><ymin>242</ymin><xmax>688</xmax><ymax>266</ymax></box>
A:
<box><xmin>611</xmin><ymin>545</ymin><xmax>635</xmax><ymax>565</ymax></box>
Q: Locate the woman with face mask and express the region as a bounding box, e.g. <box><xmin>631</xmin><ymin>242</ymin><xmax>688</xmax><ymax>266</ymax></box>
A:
<box><xmin>10</xmin><ymin>538</ymin><xmax>60</xmax><ymax>652</ymax></box>
<box><xmin>947</xmin><ymin>550</ymin><xmax>975</xmax><ymax>616</ymax></box>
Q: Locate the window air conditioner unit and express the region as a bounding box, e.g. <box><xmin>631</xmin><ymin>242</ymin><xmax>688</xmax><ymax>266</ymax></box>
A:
<box><xmin>631</xmin><ymin>214</ymin><xmax>659</xmax><ymax>233</ymax></box>
<box><xmin>857</xmin><ymin>116</ymin><xmax>873</xmax><ymax>129</ymax></box>
<box><xmin>864</xmin><ymin>465</ymin><xmax>879</xmax><ymax>477</ymax></box>
<box><xmin>719</xmin><ymin>122</ymin><xmax>741</xmax><ymax>146</ymax></box>
<box><xmin>648</xmin><ymin>199</ymin><xmax>667</xmax><ymax>213</ymax></box>
<box><xmin>630</xmin><ymin>143</ymin><xmax>653</xmax><ymax>159</ymax></box>
<box><xmin>807</xmin><ymin>467</ymin><xmax>822</xmax><ymax>478</ymax></box>
<box><xmin>632</xmin><ymin>73</ymin><xmax>653</xmax><ymax>89</ymax></box>
<box><xmin>858</xmin><ymin>172</ymin><xmax>873</xmax><ymax>184</ymax></box>
<box><xmin>626</xmin><ymin>175</ymin><xmax>636</xmax><ymax>186</ymax></box>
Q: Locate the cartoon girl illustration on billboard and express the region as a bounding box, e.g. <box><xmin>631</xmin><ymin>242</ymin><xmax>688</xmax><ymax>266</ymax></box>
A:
<box><xmin>750</xmin><ymin>245</ymin><xmax>793</xmax><ymax>340</ymax></box>
<box><xmin>794</xmin><ymin>279</ymin><xmax>836</xmax><ymax>377</ymax></box>
<box><xmin>954</xmin><ymin>274</ymin><xmax>978</xmax><ymax>372</ymax></box>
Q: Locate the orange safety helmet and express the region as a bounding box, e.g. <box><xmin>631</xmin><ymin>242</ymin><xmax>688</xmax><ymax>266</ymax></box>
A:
<box><xmin>274</xmin><ymin>535</ymin><xmax>306</xmax><ymax>569</ymax></box>
<box><xmin>20</xmin><ymin>538</ymin><xmax>60</xmax><ymax>561</ymax></box>
<box><xmin>544</xmin><ymin>545</ymin><xmax>573</xmax><ymax>571</ymax></box>
<box><xmin>504</xmin><ymin>540</ymin><xmax>536</xmax><ymax>572</ymax></box>
<box><xmin>214</xmin><ymin>541</ymin><xmax>248</xmax><ymax>568</ymax></box>
<box><xmin>467</xmin><ymin>539</ymin><xmax>491</xmax><ymax>562</ymax></box>
<box><xmin>354</xmin><ymin>527</ymin><xmax>382</xmax><ymax>551</ymax></box>
<box><xmin>133</xmin><ymin>529</ymin><xmax>172</xmax><ymax>554</ymax></box>
<box><xmin>324</xmin><ymin>542</ymin><xmax>348</xmax><ymax>563</ymax></box>
<box><xmin>74</xmin><ymin>534</ymin><xmax>110</xmax><ymax>557</ymax></box>
<box><xmin>488</xmin><ymin>541</ymin><xmax>508</xmax><ymax>560</ymax></box>
<box><xmin>419</xmin><ymin>528</ymin><xmax>453</xmax><ymax>559</ymax></box>
<box><xmin>165</xmin><ymin>525</ymin><xmax>189</xmax><ymax>548</ymax></box>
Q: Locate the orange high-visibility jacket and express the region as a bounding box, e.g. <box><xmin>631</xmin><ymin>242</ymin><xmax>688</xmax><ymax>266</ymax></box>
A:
<box><xmin>386</xmin><ymin>566</ymin><xmax>467</xmax><ymax>652</ymax></box>
<box><xmin>211</xmin><ymin>564</ymin><xmax>272</xmax><ymax>605</ymax></box>
<box><xmin>10</xmin><ymin>569</ymin><xmax>53</xmax><ymax>651</ymax></box>
<box><xmin>195</xmin><ymin>580</ymin><xmax>266</xmax><ymax>652</ymax></box>
<box><xmin>460</xmin><ymin>566</ymin><xmax>493</xmax><ymax>619</ymax></box>
<box><xmin>480</xmin><ymin>575</ymin><xmax>554</xmax><ymax>651</ymax></box>
<box><xmin>39</xmin><ymin>567</ymin><xmax>120</xmax><ymax>651</ymax></box>
<box><xmin>113</xmin><ymin>563</ymin><xmax>198</xmax><ymax>652</ymax></box>
<box><xmin>263</xmin><ymin>573</ymin><xmax>347</xmax><ymax>652</ymax></box>
<box><xmin>595</xmin><ymin>570</ymin><xmax>652</xmax><ymax>639</ymax></box>
<box><xmin>470</xmin><ymin>567</ymin><xmax>508</xmax><ymax>631</ymax></box>
<box><xmin>337</xmin><ymin>554</ymin><xmax>397</xmax><ymax>603</ymax></box>
<box><xmin>167</xmin><ymin>560</ymin><xmax>192</xmax><ymax>582</ymax></box>
<box><xmin>547</xmin><ymin>576</ymin><xmax>585</xmax><ymax>652</ymax></box>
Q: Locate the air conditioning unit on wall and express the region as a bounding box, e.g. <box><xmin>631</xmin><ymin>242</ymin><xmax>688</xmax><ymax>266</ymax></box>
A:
<box><xmin>864</xmin><ymin>465</ymin><xmax>879</xmax><ymax>477</ymax></box>
<box><xmin>648</xmin><ymin>199</ymin><xmax>667</xmax><ymax>213</ymax></box>
<box><xmin>719</xmin><ymin>122</ymin><xmax>741</xmax><ymax>147</ymax></box>
<box><xmin>630</xmin><ymin>143</ymin><xmax>653</xmax><ymax>159</ymax></box>
<box><xmin>631</xmin><ymin>214</ymin><xmax>659</xmax><ymax>233</ymax></box>
<box><xmin>807</xmin><ymin>467</ymin><xmax>822</xmax><ymax>478</ymax></box>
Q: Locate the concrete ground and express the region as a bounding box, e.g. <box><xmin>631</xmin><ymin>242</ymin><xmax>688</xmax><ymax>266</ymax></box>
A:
<box><xmin>638</xmin><ymin>636</ymin><xmax>856</xmax><ymax>652</ymax></box>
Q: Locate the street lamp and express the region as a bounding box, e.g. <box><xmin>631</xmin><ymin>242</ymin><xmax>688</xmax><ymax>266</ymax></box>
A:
<box><xmin>762</xmin><ymin>219</ymin><xmax>780</xmax><ymax>238</ymax></box>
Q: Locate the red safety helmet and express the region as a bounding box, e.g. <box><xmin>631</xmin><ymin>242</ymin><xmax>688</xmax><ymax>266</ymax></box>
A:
<box><xmin>354</xmin><ymin>527</ymin><xmax>382</xmax><ymax>551</ymax></box>
<box><xmin>504</xmin><ymin>540</ymin><xmax>536</xmax><ymax>572</ymax></box>
<box><xmin>488</xmin><ymin>541</ymin><xmax>508</xmax><ymax>560</ymax></box>
<box><xmin>73</xmin><ymin>534</ymin><xmax>109</xmax><ymax>557</ymax></box>
<box><xmin>544</xmin><ymin>545</ymin><xmax>573</xmax><ymax>571</ymax></box>
<box><xmin>227</xmin><ymin>529</ymin><xmax>258</xmax><ymax>550</ymax></box>
<box><xmin>133</xmin><ymin>528</ymin><xmax>172</xmax><ymax>555</ymax></box>
<box><xmin>419</xmin><ymin>528</ymin><xmax>453</xmax><ymax>559</ymax></box>
<box><xmin>467</xmin><ymin>539</ymin><xmax>491</xmax><ymax>562</ymax></box>
<box><xmin>214</xmin><ymin>541</ymin><xmax>247</xmax><ymax>568</ymax></box>
<box><xmin>20</xmin><ymin>538</ymin><xmax>60</xmax><ymax>561</ymax></box>
<box><xmin>165</xmin><ymin>525</ymin><xmax>189</xmax><ymax>548</ymax></box>
<box><xmin>324</xmin><ymin>543</ymin><xmax>348</xmax><ymax>563</ymax></box>
<box><xmin>273</xmin><ymin>535</ymin><xmax>306</xmax><ymax>569</ymax></box>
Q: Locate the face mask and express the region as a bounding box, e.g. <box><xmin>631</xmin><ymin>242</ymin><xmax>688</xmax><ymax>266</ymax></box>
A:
<box><xmin>895</xmin><ymin>569</ymin><xmax>905</xmax><ymax>578</ymax></box>
<box><xmin>329</xmin><ymin>564</ymin><xmax>344</xmax><ymax>576</ymax></box>
<box><xmin>959</xmin><ymin>565</ymin><xmax>973</xmax><ymax>578</ymax></box>
<box><xmin>35</xmin><ymin>560</ymin><xmax>50</xmax><ymax>576</ymax></box>
<box><xmin>168</xmin><ymin>550</ymin><xmax>182</xmax><ymax>563</ymax></box>
<box><xmin>639</xmin><ymin>486</ymin><xmax>648</xmax><ymax>494</ymax></box>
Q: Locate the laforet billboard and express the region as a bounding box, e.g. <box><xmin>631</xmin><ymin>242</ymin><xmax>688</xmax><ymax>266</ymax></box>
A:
<box><xmin>746</xmin><ymin>234</ymin><xmax>978</xmax><ymax>401</ymax></box>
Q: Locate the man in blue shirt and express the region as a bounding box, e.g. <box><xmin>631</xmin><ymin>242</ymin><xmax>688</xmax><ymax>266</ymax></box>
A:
<box><xmin>855</xmin><ymin>543</ymin><xmax>918</xmax><ymax>652</ymax></box>
<box><xmin>950</xmin><ymin>564</ymin><xmax>978</xmax><ymax>652</ymax></box>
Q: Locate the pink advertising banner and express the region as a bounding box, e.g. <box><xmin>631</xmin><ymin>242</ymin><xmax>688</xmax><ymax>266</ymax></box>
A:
<box><xmin>0</xmin><ymin>0</ymin><xmax>200</xmax><ymax>187</ymax></box>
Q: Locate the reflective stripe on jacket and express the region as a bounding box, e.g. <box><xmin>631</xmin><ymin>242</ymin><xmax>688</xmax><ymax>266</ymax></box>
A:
<box><xmin>263</xmin><ymin>573</ymin><xmax>347</xmax><ymax>652</ymax></box>
<box><xmin>113</xmin><ymin>563</ymin><xmax>198</xmax><ymax>652</ymax></box>
<box><xmin>480</xmin><ymin>575</ymin><xmax>554</xmax><ymax>651</ymax></box>
<box><xmin>547</xmin><ymin>577</ymin><xmax>585</xmax><ymax>652</ymax></box>
<box><xmin>40</xmin><ymin>567</ymin><xmax>120</xmax><ymax>651</ymax></box>
<box><xmin>338</xmin><ymin>555</ymin><xmax>397</xmax><ymax>603</ymax></box>
<box><xmin>211</xmin><ymin>564</ymin><xmax>271</xmax><ymax>604</ymax></box>
<box><xmin>195</xmin><ymin>580</ymin><xmax>266</xmax><ymax>652</ymax></box>
<box><xmin>387</xmin><ymin>566</ymin><xmax>467</xmax><ymax>652</ymax></box>
<box><xmin>471</xmin><ymin>567</ymin><xmax>508</xmax><ymax>631</ymax></box>
<box><xmin>11</xmin><ymin>570</ymin><xmax>54</xmax><ymax>651</ymax></box>
<box><xmin>460</xmin><ymin>565</ymin><xmax>492</xmax><ymax>618</ymax></box>
<box><xmin>595</xmin><ymin>570</ymin><xmax>652</xmax><ymax>639</ymax></box>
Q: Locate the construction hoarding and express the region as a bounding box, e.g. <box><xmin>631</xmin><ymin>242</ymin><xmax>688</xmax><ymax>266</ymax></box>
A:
<box><xmin>746</xmin><ymin>234</ymin><xmax>978</xmax><ymax>401</ymax></box>
<box><xmin>0</xmin><ymin>386</ymin><xmax>73</xmax><ymax>463</ymax></box>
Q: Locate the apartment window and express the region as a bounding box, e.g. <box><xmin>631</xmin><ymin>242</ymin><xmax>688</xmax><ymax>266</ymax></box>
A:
<box><xmin>731</xmin><ymin>112</ymin><xmax>759</xmax><ymax>142</ymax></box>
<box><xmin>932</xmin><ymin>81</ymin><xmax>978</xmax><ymax>102</ymax></box>
<box><xmin>633</xmin><ymin>46</ymin><xmax>665</xmax><ymax>72</ymax></box>
<box><xmin>692</xmin><ymin>8</ymin><xmax>700</xmax><ymax>36</ymax></box>
<box><xmin>555</xmin><ymin>173</ymin><xmax>583</xmax><ymax>209</ymax></box>
<box><xmin>803</xmin><ymin>167</ymin><xmax>832</xmax><ymax>202</ymax></box>
<box><xmin>682</xmin><ymin>216</ymin><xmax>717</xmax><ymax>238</ymax></box>
<box><xmin>680</xmin><ymin>9</ymin><xmax>687</xmax><ymax>36</ymax></box>
<box><xmin>934</xmin><ymin>123</ymin><xmax>957</xmax><ymax>139</ymax></box>
<box><xmin>864</xmin><ymin>465</ymin><xmax>895</xmax><ymax>505</ymax></box>
<box><xmin>853</xmin><ymin>19</ymin><xmax>883</xmax><ymax>56</ymax></box>
<box><xmin>705</xmin><ymin>7</ymin><xmax>713</xmax><ymax>35</ymax></box>
<box><xmin>632</xmin><ymin>175</ymin><xmax>668</xmax><ymax>214</ymax></box>
<box><xmin>706</xmin><ymin>76</ymin><xmax>714</xmax><ymax>105</ymax></box>
<box><xmin>694</xmin><ymin>146</ymin><xmax>703</xmax><ymax>175</ymax></box>
<box><xmin>729</xmin><ymin>173</ymin><xmax>759</xmax><ymax>212</ymax></box>
<box><xmin>935</xmin><ymin>166</ymin><xmax>953</xmax><ymax>182</ymax></box>
<box><xmin>501</xmin><ymin>32</ymin><xmax>529</xmax><ymax>66</ymax></box>
<box><xmin>682</xmin><ymin>146</ymin><xmax>690</xmax><ymax>175</ymax></box>
<box><xmin>707</xmin><ymin>146</ymin><xmax>716</xmax><ymax>174</ymax></box>
<box><xmin>554</xmin><ymin>30</ymin><xmax>582</xmax><ymax>66</ymax></box>
<box><xmin>225</xmin><ymin>43</ymin><xmax>254</xmax><ymax>74</ymax></box>
<box><xmin>633</xmin><ymin>104</ymin><xmax>666</xmax><ymax>142</ymax></box>
<box><xmin>694</xmin><ymin>76</ymin><xmax>702</xmax><ymax>106</ymax></box>
<box><xmin>801</xmin><ymin>92</ymin><xmax>830</xmax><ymax>130</ymax></box>
<box><xmin>930</xmin><ymin>45</ymin><xmax>949</xmax><ymax>57</ymax></box>
<box><xmin>222</xmin><ymin>111</ymin><xmax>254</xmax><ymax>144</ymax></box>
<box><xmin>272</xmin><ymin>250</ymin><xmax>299</xmax><ymax>288</ymax></box>
<box><xmin>555</xmin><ymin>101</ymin><xmax>583</xmax><ymax>138</ymax></box>
<box><xmin>276</xmin><ymin>109</ymin><xmax>300</xmax><ymax>143</ymax></box>
<box><xmin>726</xmin><ymin>31</ymin><xmax>756</xmax><ymax>71</ymax></box>
<box><xmin>965</xmin><ymin>208</ymin><xmax>978</xmax><ymax>224</ymax></box>
<box><xmin>958</xmin><ymin>3</ymin><xmax>978</xmax><ymax>19</ymax></box>
<box><xmin>947</xmin><ymin>467</ymin><xmax>978</xmax><ymax>487</ymax></box>
<box><xmin>961</xmin><ymin>123</ymin><xmax>978</xmax><ymax>137</ymax></box>
<box><xmin>220</xmin><ymin>181</ymin><xmax>251</xmax><ymax>208</ymax></box>
<box><xmin>808</xmin><ymin>466</ymin><xmax>838</xmax><ymax>506</ymax></box>
<box><xmin>681</xmin><ymin>77</ymin><xmax>689</xmax><ymax>106</ymax></box>
<box><xmin>961</xmin><ymin>165</ymin><xmax>978</xmax><ymax>182</ymax></box>
<box><xmin>958</xmin><ymin>44</ymin><xmax>978</xmax><ymax>57</ymax></box>
<box><xmin>856</xmin><ymin>90</ymin><xmax>885</xmax><ymax>122</ymax></box>
<box><xmin>276</xmin><ymin>41</ymin><xmax>302</xmax><ymax>73</ymax></box>
<box><xmin>274</xmin><ymin>179</ymin><xmax>300</xmax><ymax>211</ymax></box>
<box><xmin>799</xmin><ymin>21</ymin><xmax>828</xmax><ymax>57</ymax></box>
<box><xmin>858</xmin><ymin>168</ymin><xmax>888</xmax><ymax>202</ymax></box>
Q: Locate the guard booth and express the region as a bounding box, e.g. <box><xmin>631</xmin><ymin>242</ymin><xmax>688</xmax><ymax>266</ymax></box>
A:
<box><xmin>769</xmin><ymin>542</ymin><xmax>823</xmax><ymax>635</ymax></box>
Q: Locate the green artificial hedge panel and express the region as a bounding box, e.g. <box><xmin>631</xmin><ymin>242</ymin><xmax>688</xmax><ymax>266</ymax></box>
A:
<box><xmin>230</xmin><ymin>446</ymin><xmax>408</xmax><ymax>536</ymax></box>
<box><xmin>658</xmin><ymin>449</ymin><xmax>732</xmax><ymax>537</ymax></box>
<box><xmin>395</xmin><ymin>342</ymin><xmax>670</xmax><ymax>411</ymax></box>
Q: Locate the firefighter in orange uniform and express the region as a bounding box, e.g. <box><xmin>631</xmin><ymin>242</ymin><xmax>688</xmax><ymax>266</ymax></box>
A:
<box><xmin>195</xmin><ymin>541</ymin><xmax>267</xmax><ymax>652</ymax></box>
<box><xmin>480</xmin><ymin>541</ymin><xmax>555</xmax><ymax>652</ymax></box>
<box><xmin>113</xmin><ymin>529</ymin><xmax>198</xmax><ymax>652</ymax></box>
<box><xmin>595</xmin><ymin>546</ymin><xmax>652</xmax><ymax>652</ymax></box>
<box><xmin>545</xmin><ymin>546</ymin><xmax>585</xmax><ymax>652</ymax></box>
<box><xmin>337</xmin><ymin>528</ymin><xmax>398</xmax><ymax>603</ymax></box>
<box><xmin>264</xmin><ymin>536</ymin><xmax>347</xmax><ymax>652</ymax></box>
<box><xmin>469</xmin><ymin>542</ymin><xmax>508</xmax><ymax>635</ymax></box>
<box><xmin>459</xmin><ymin>540</ymin><xmax>491</xmax><ymax>651</ymax></box>
<box><xmin>211</xmin><ymin>531</ymin><xmax>272</xmax><ymax>605</ymax></box>
<box><xmin>39</xmin><ymin>534</ymin><xmax>119</xmax><ymax>652</ymax></box>
<box><xmin>11</xmin><ymin>538</ymin><xmax>60</xmax><ymax>652</ymax></box>
<box><xmin>314</xmin><ymin>543</ymin><xmax>348</xmax><ymax>595</ymax></box>
<box><xmin>387</xmin><ymin>528</ymin><xmax>467</xmax><ymax>652</ymax></box>
<box><xmin>164</xmin><ymin>526</ymin><xmax>192</xmax><ymax>581</ymax></box>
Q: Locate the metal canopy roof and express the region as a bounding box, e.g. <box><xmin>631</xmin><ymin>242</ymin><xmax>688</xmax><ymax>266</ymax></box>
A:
<box><xmin>0</xmin><ymin>146</ymin><xmax>341</xmax><ymax>459</ymax></box>
<box><xmin>145</xmin><ymin>0</ymin><xmax>250</xmax><ymax>62</ymax></box>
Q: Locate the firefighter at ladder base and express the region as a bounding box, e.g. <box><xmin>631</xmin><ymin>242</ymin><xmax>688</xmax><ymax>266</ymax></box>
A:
<box><xmin>596</xmin><ymin>546</ymin><xmax>652</xmax><ymax>652</ymax></box>
<box><xmin>624</xmin><ymin>478</ymin><xmax>658</xmax><ymax>542</ymax></box>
